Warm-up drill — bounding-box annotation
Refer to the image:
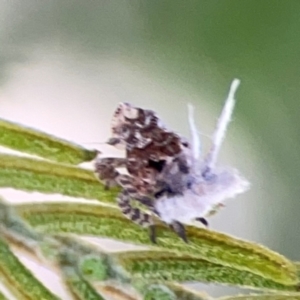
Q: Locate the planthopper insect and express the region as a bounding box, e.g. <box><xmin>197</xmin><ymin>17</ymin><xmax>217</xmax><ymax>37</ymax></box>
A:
<box><xmin>95</xmin><ymin>79</ymin><xmax>250</xmax><ymax>243</ymax></box>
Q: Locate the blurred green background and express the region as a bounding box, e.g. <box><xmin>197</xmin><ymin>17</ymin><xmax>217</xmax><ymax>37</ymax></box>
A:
<box><xmin>0</xmin><ymin>0</ymin><xmax>299</xmax><ymax>297</ymax></box>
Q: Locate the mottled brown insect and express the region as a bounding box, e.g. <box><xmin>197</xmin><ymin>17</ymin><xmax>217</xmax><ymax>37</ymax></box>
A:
<box><xmin>95</xmin><ymin>81</ymin><xmax>250</xmax><ymax>243</ymax></box>
<box><xmin>95</xmin><ymin>102</ymin><xmax>193</xmax><ymax>242</ymax></box>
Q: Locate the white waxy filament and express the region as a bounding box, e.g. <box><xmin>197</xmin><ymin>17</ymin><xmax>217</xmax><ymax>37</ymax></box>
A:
<box><xmin>205</xmin><ymin>79</ymin><xmax>241</xmax><ymax>170</ymax></box>
<box><xmin>188</xmin><ymin>103</ymin><xmax>201</xmax><ymax>160</ymax></box>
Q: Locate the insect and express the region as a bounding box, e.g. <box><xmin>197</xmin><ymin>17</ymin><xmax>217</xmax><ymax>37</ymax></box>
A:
<box><xmin>96</xmin><ymin>101</ymin><xmax>191</xmax><ymax>197</ymax></box>
<box><xmin>95</xmin><ymin>79</ymin><xmax>250</xmax><ymax>243</ymax></box>
<box><xmin>95</xmin><ymin>102</ymin><xmax>192</xmax><ymax>240</ymax></box>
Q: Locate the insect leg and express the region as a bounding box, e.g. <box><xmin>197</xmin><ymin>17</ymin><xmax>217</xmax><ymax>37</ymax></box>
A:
<box><xmin>117</xmin><ymin>190</ymin><xmax>158</xmax><ymax>243</ymax></box>
<box><xmin>195</xmin><ymin>217</ymin><xmax>209</xmax><ymax>227</ymax></box>
<box><xmin>94</xmin><ymin>157</ymin><xmax>127</xmax><ymax>189</ymax></box>
<box><xmin>117</xmin><ymin>190</ymin><xmax>152</xmax><ymax>226</ymax></box>
<box><xmin>117</xmin><ymin>174</ymin><xmax>154</xmax><ymax>209</ymax></box>
<box><xmin>116</xmin><ymin>174</ymin><xmax>158</xmax><ymax>243</ymax></box>
<box><xmin>170</xmin><ymin>220</ymin><xmax>188</xmax><ymax>243</ymax></box>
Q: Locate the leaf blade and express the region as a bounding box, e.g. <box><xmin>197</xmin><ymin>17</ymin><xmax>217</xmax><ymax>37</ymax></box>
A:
<box><xmin>0</xmin><ymin>237</ymin><xmax>59</xmax><ymax>300</ymax></box>
<box><xmin>15</xmin><ymin>202</ymin><xmax>299</xmax><ymax>289</ymax></box>
<box><xmin>0</xmin><ymin>118</ymin><xmax>97</xmax><ymax>163</ymax></box>
<box><xmin>0</xmin><ymin>154</ymin><xmax>118</xmax><ymax>204</ymax></box>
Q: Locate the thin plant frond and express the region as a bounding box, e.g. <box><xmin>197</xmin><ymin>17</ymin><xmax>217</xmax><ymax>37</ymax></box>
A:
<box><xmin>217</xmin><ymin>293</ymin><xmax>300</xmax><ymax>300</ymax></box>
<box><xmin>0</xmin><ymin>290</ymin><xmax>8</xmax><ymax>300</ymax></box>
<box><xmin>93</xmin><ymin>283</ymin><xmax>140</xmax><ymax>300</ymax></box>
<box><xmin>295</xmin><ymin>262</ymin><xmax>300</xmax><ymax>278</ymax></box>
<box><xmin>0</xmin><ymin>237</ymin><xmax>59</xmax><ymax>300</ymax></box>
<box><xmin>0</xmin><ymin>154</ymin><xmax>118</xmax><ymax>204</ymax></box>
<box><xmin>164</xmin><ymin>283</ymin><xmax>213</xmax><ymax>300</ymax></box>
<box><xmin>59</xmin><ymin>254</ymin><xmax>106</xmax><ymax>300</ymax></box>
<box><xmin>15</xmin><ymin>202</ymin><xmax>299</xmax><ymax>289</ymax></box>
<box><xmin>113</xmin><ymin>250</ymin><xmax>298</xmax><ymax>292</ymax></box>
<box><xmin>0</xmin><ymin>118</ymin><xmax>97</xmax><ymax>164</ymax></box>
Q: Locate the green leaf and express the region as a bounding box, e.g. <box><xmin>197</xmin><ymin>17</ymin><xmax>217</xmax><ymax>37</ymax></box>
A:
<box><xmin>42</xmin><ymin>235</ymin><xmax>212</xmax><ymax>300</ymax></box>
<box><xmin>0</xmin><ymin>290</ymin><xmax>8</xmax><ymax>300</ymax></box>
<box><xmin>0</xmin><ymin>154</ymin><xmax>118</xmax><ymax>204</ymax></box>
<box><xmin>0</xmin><ymin>199</ymin><xmax>43</xmax><ymax>246</ymax></box>
<box><xmin>164</xmin><ymin>283</ymin><xmax>213</xmax><ymax>300</ymax></box>
<box><xmin>15</xmin><ymin>202</ymin><xmax>299</xmax><ymax>290</ymax></box>
<box><xmin>217</xmin><ymin>293</ymin><xmax>300</xmax><ymax>300</ymax></box>
<box><xmin>52</xmin><ymin>235</ymin><xmax>111</xmax><ymax>283</ymax></box>
<box><xmin>0</xmin><ymin>118</ymin><xmax>97</xmax><ymax>163</ymax></box>
<box><xmin>57</xmin><ymin>244</ymin><xmax>105</xmax><ymax>300</ymax></box>
<box><xmin>113</xmin><ymin>250</ymin><xmax>297</xmax><ymax>292</ymax></box>
<box><xmin>0</xmin><ymin>237</ymin><xmax>59</xmax><ymax>300</ymax></box>
<box><xmin>62</xmin><ymin>270</ymin><xmax>106</xmax><ymax>300</ymax></box>
<box><xmin>142</xmin><ymin>284</ymin><xmax>177</xmax><ymax>300</ymax></box>
<box><xmin>295</xmin><ymin>262</ymin><xmax>300</xmax><ymax>278</ymax></box>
